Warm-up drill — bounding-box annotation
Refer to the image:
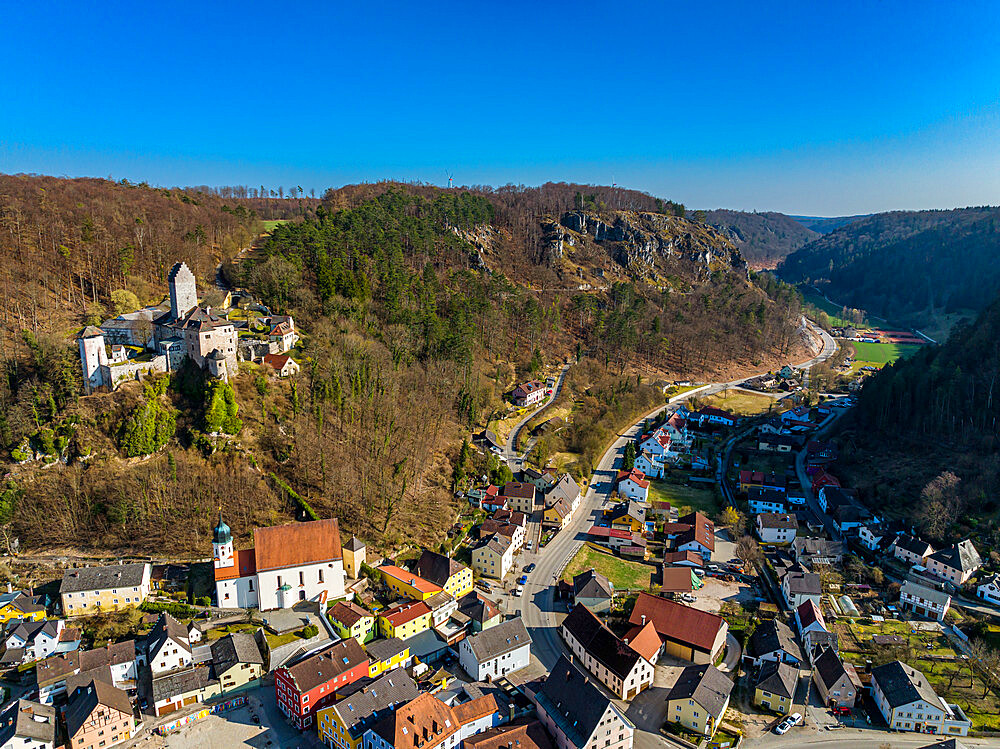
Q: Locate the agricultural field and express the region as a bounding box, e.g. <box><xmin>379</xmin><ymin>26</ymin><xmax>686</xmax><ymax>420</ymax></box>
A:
<box><xmin>700</xmin><ymin>389</ymin><xmax>779</xmax><ymax>416</ymax></box>
<box><xmin>849</xmin><ymin>341</ymin><xmax>922</xmax><ymax>370</ymax></box>
<box><xmin>648</xmin><ymin>480</ymin><xmax>720</xmax><ymax>517</ymax></box>
<box><xmin>261</xmin><ymin>219</ymin><xmax>290</xmax><ymax>232</ymax></box>
<box><xmin>562</xmin><ymin>544</ymin><xmax>652</xmax><ymax>591</ymax></box>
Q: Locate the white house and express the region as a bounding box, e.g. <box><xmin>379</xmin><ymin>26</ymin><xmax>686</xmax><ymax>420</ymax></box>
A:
<box><xmin>512</xmin><ymin>381</ymin><xmax>545</xmax><ymax>407</ymax></box>
<box><xmin>747</xmin><ymin>489</ymin><xmax>787</xmax><ymax>516</ymax></box>
<box><xmin>663</xmin><ymin>413</ymin><xmax>690</xmax><ymax>447</ymax></box>
<box><xmin>458</xmin><ymin>618</ymin><xmax>531</xmax><ymax>681</ymax></box>
<box><xmin>0</xmin><ymin>699</ymin><xmax>56</xmax><ymax>749</ymax></box>
<box><xmin>900</xmin><ymin>580</ymin><xmax>951</xmax><ymax>622</ymax></box>
<box><xmin>745</xmin><ymin>619</ymin><xmax>803</xmax><ymax>668</ymax></box>
<box><xmin>616</xmin><ymin>469</ymin><xmax>650</xmax><ymax>502</ymax></box>
<box><xmin>638</xmin><ymin>432</ymin><xmax>671</xmax><ymax>459</ymax></box>
<box><xmin>560</xmin><ymin>604</ymin><xmax>655</xmax><ymax>700</ymax></box>
<box><xmin>794</xmin><ymin>600</ymin><xmax>834</xmax><ymax>656</ymax></box>
<box><xmin>756</xmin><ymin>513</ymin><xmax>798</xmax><ymax>544</ymax></box>
<box><xmin>213</xmin><ymin>515</ymin><xmax>347</xmax><ymax>610</ymax></box>
<box><xmin>871</xmin><ymin>661</ymin><xmax>971</xmax><ymax>736</ymax></box>
<box><xmin>472</xmin><ymin>535</ymin><xmax>514</xmax><ymax>580</ymax></box>
<box><xmin>858</xmin><ymin>525</ymin><xmax>885</xmax><ymax>551</ymax></box>
<box><xmin>2</xmin><ymin>620</ymin><xmax>79</xmax><ymax>665</ymax></box>
<box><xmin>694</xmin><ymin>407</ymin><xmax>736</xmax><ymax>427</ymax></box>
<box><xmin>926</xmin><ymin>540</ymin><xmax>982</xmax><ymax>586</ymax></box>
<box><xmin>976</xmin><ymin>574</ymin><xmax>1000</xmax><ymax>606</ymax></box>
<box><xmin>890</xmin><ymin>534</ymin><xmax>934</xmax><ymax>566</ymax></box>
<box><xmin>634</xmin><ymin>451</ymin><xmax>665</xmax><ymax>480</ymax></box>
<box><xmin>782</xmin><ymin>571</ymin><xmax>822</xmax><ymax>609</ymax></box>
<box><xmin>146</xmin><ymin>613</ymin><xmax>192</xmax><ymax>676</ymax></box>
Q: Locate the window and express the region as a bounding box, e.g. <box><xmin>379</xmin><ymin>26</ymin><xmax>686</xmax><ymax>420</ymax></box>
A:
<box><xmin>300</xmin><ymin>571</ymin><xmax>305</xmax><ymax>586</ymax></box>
<box><xmin>319</xmin><ymin>569</ymin><xmax>324</xmax><ymax>583</ymax></box>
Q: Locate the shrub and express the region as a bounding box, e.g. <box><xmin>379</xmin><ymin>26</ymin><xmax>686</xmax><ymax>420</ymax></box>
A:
<box><xmin>300</xmin><ymin>624</ymin><xmax>319</xmax><ymax>639</ymax></box>
<box><xmin>195</xmin><ymin>596</ymin><xmax>211</xmax><ymax>607</ymax></box>
<box><xmin>269</xmin><ymin>473</ymin><xmax>319</xmax><ymax>520</ymax></box>
<box><xmin>140</xmin><ymin>600</ymin><xmax>196</xmax><ymax>619</ymax></box>
<box><xmin>117</xmin><ymin>400</ymin><xmax>176</xmax><ymax>457</ymax></box>
<box><xmin>204</xmin><ymin>381</ymin><xmax>243</xmax><ymax>434</ymax></box>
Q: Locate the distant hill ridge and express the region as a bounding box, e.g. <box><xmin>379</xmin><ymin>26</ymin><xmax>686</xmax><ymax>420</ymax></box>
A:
<box><xmin>788</xmin><ymin>214</ymin><xmax>870</xmax><ymax>234</ymax></box>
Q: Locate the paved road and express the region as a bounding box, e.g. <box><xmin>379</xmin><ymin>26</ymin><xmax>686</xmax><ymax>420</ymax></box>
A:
<box><xmin>503</xmin><ymin>363</ymin><xmax>571</xmax><ymax>471</ymax></box>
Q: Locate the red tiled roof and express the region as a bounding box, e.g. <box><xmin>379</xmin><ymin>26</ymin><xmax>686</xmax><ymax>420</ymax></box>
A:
<box><xmin>380</xmin><ymin>600</ymin><xmax>431</xmax><ymax>627</ymax></box>
<box><xmin>630</xmin><ymin>591</ymin><xmax>726</xmax><ymax>652</ymax></box>
<box><xmin>253</xmin><ymin>518</ymin><xmax>343</xmax><ymax>572</ymax></box>
<box><xmin>587</xmin><ymin>526</ymin><xmax>633</xmax><ymax>540</ymax></box>
<box><xmin>616</xmin><ymin>468</ymin><xmax>649</xmax><ymax>489</ymax></box>
<box><xmin>660</xmin><ymin>567</ymin><xmax>696</xmax><ymax>592</ymax></box>
<box><xmin>215</xmin><ymin>548</ymin><xmax>257</xmax><ymax>581</ymax></box>
<box><xmin>263</xmin><ymin>353</ymin><xmax>292</xmax><ymax>369</ymax></box>
<box><xmin>663</xmin><ymin>550</ymin><xmax>704</xmax><ymax>566</ymax></box>
<box><xmin>624</xmin><ymin>620</ymin><xmax>662</xmax><ymax>662</ymax></box>
<box><xmin>500</xmin><ymin>481</ymin><xmax>535</xmax><ymax>500</ymax></box>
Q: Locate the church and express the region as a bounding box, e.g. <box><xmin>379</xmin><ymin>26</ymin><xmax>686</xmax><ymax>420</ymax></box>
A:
<box><xmin>212</xmin><ymin>515</ymin><xmax>347</xmax><ymax>610</ymax></box>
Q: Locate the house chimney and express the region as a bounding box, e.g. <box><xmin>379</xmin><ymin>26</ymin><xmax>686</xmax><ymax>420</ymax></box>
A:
<box><xmin>5</xmin><ymin>583</ymin><xmax>11</xmax><ymax>594</ymax></box>
<box><xmin>641</xmin><ymin>614</ymin><xmax>646</xmax><ymax>625</ymax></box>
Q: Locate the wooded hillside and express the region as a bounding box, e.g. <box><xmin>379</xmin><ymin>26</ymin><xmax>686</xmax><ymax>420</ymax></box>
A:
<box><xmin>778</xmin><ymin>206</ymin><xmax>1000</xmax><ymax>325</ymax></box>
<box><xmin>705</xmin><ymin>209</ymin><xmax>818</xmax><ymax>268</ymax></box>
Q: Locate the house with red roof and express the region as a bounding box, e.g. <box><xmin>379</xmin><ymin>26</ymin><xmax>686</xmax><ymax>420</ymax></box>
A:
<box><xmin>263</xmin><ymin>353</ymin><xmax>300</xmax><ymax>378</ymax></box>
<box><xmin>616</xmin><ymin>469</ymin><xmax>650</xmax><ymax>502</ymax></box>
<box><xmin>629</xmin><ymin>592</ymin><xmax>728</xmax><ymax>664</ymax></box>
<box><xmin>512</xmin><ymin>381</ymin><xmax>545</xmax><ymax>407</ymax></box>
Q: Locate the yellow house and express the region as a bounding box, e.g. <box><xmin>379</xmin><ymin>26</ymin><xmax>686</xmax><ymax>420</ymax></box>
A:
<box><xmin>377</xmin><ymin>564</ymin><xmax>441</xmax><ymax>601</ymax></box>
<box><xmin>666</xmin><ymin>665</ymin><xmax>734</xmax><ymax>738</ymax></box>
<box><xmin>378</xmin><ymin>600</ymin><xmax>431</xmax><ymax>640</ymax></box>
<box><xmin>343</xmin><ymin>536</ymin><xmax>366</xmax><ymax>580</ymax></box>
<box><xmin>211</xmin><ymin>631</ymin><xmax>266</xmax><ymax>694</ymax></box>
<box><xmin>543</xmin><ymin>499</ymin><xmax>572</xmax><ymax>530</ymax></box>
<box><xmin>753</xmin><ymin>661</ymin><xmax>797</xmax><ymax>715</ymax></box>
<box><xmin>328</xmin><ymin>601</ymin><xmax>376</xmax><ymax>644</ymax></box>
<box><xmin>0</xmin><ymin>591</ymin><xmax>46</xmax><ymax>623</ymax></box>
<box><xmin>413</xmin><ymin>550</ymin><xmax>474</xmax><ymax>598</ymax></box>
<box><xmin>364</xmin><ymin>637</ymin><xmax>411</xmax><ymax>678</ymax></box>
<box><xmin>60</xmin><ymin>563</ymin><xmax>151</xmax><ymax>616</ymax></box>
<box><xmin>316</xmin><ymin>669</ymin><xmax>420</xmax><ymax>749</ymax></box>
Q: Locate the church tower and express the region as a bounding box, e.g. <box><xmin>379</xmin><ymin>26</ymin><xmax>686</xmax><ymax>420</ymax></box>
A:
<box><xmin>168</xmin><ymin>262</ymin><xmax>198</xmax><ymax>319</ymax></box>
<box><xmin>212</xmin><ymin>512</ymin><xmax>234</xmax><ymax>570</ymax></box>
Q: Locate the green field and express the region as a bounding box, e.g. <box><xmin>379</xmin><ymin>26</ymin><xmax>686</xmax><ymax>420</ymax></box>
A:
<box><xmin>262</xmin><ymin>219</ymin><xmax>289</xmax><ymax>232</ymax></box>
<box><xmin>849</xmin><ymin>341</ymin><xmax>922</xmax><ymax>368</ymax></box>
<box><xmin>648</xmin><ymin>480</ymin><xmax>720</xmax><ymax>517</ymax></box>
<box><xmin>800</xmin><ymin>287</ymin><xmax>853</xmax><ymax>327</ymax></box>
<box><xmin>700</xmin><ymin>389</ymin><xmax>778</xmax><ymax>416</ymax></box>
<box><xmin>562</xmin><ymin>545</ymin><xmax>652</xmax><ymax>590</ymax></box>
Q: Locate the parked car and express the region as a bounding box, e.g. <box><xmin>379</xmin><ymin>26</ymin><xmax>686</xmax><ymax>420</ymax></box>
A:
<box><xmin>518</xmin><ymin>575</ymin><xmax>528</xmax><ymax>585</ymax></box>
<box><xmin>693</xmin><ymin>568</ymin><xmax>705</xmax><ymax>577</ymax></box>
<box><xmin>524</xmin><ymin>563</ymin><xmax>535</xmax><ymax>573</ymax></box>
<box><xmin>774</xmin><ymin>720</ymin><xmax>791</xmax><ymax>735</ymax></box>
<box><xmin>681</xmin><ymin>593</ymin><xmax>697</xmax><ymax>603</ymax></box>
<box><xmin>706</xmin><ymin>563</ymin><xmax>720</xmax><ymax>572</ymax></box>
<box><xmin>787</xmin><ymin>713</ymin><xmax>802</xmax><ymax>727</ymax></box>
<box><xmin>525</xmin><ymin>541</ymin><xmax>533</xmax><ymax>550</ymax></box>
<box><xmin>831</xmin><ymin>706</ymin><xmax>850</xmax><ymax>716</ymax></box>
<box><xmin>514</xmin><ymin>586</ymin><xmax>523</xmax><ymax>597</ymax></box>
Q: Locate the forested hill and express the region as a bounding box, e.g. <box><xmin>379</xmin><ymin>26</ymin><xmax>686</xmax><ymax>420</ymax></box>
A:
<box><xmin>778</xmin><ymin>206</ymin><xmax>1000</xmax><ymax>325</ymax></box>
<box><xmin>704</xmin><ymin>210</ymin><xmax>819</xmax><ymax>268</ymax></box>
<box><xmin>788</xmin><ymin>214</ymin><xmax>870</xmax><ymax>234</ymax></box>
<box><xmin>838</xmin><ymin>295</ymin><xmax>1000</xmax><ymax>548</ymax></box>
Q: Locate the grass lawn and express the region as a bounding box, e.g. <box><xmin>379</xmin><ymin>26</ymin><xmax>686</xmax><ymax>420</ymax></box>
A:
<box><xmin>800</xmin><ymin>287</ymin><xmax>854</xmax><ymax>327</ymax></box>
<box><xmin>204</xmin><ymin>622</ymin><xmax>257</xmax><ymax>641</ymax></box>
<box><xmin>264</xmin><ymin>629</ymin><xmax>311</xmax><ymax>649</ymax></box>
<box><xmin>664</xmin><ymin>384</ymin><xmax>702</xmax><ymax>399</ymax></box>
<box><xmin>649</xmin><ymin>480</ymin><xmax>720</xmax><ymax>517</ymax></box>
<box><xmin>562</xmin><ymin>545</ymin><xmax>652</xmax><ymax>590</ymax></box>
<box><xmin>700</xmin><ymin>389</ymin><xmax>778</xmax><ymax>416</ymax></box>
<box><xmin>849</xmin><ymin>341</ymin><xmax>922</xmax><ymax>368</ymax></box>
<box><xmin>262</xmin><ymin>219</ymin><xmax>289</xmax><ymax>232</ymax></box>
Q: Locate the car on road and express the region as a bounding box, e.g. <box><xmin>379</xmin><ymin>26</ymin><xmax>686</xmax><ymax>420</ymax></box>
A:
<box><xmin>524</xmin><ymin>563</ymin><xmax>535</xmax><ymax>573</ymax></box>
<box><xmin>518</xmin><ymin>575</ymin><xmax>528</xmax><ymax>585</ymax></box>
<box><xmin>525</xmin><ymin>541</ymin><xmax>533</xmax><ymax>551</ymax></box>
<box><xmin>545</xmin><ymin>389</ymin><xmax>553</xmax><ymax>395</ymax></box>
<box><xmin>706</xmin><ymin>563</ymin><xmax>720</xmax><ymax>572</ymax></box>
<box><xmin>727</xmin><ymin>558</ymin><xmax>741</xmax><ymax>566</ymax></box>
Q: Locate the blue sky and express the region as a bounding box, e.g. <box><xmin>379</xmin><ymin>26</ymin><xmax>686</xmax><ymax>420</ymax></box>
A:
<box><xmin>2</xmin><ymin>1</ymin><xmax>999</xmax><ymax>214</ymax></box>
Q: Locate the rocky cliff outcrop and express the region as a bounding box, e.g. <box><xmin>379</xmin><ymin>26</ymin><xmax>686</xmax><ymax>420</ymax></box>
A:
<box><xmin>554</xmin><ymin>210</ymin><xmax>747</xmax><ymax>282</ymax></box>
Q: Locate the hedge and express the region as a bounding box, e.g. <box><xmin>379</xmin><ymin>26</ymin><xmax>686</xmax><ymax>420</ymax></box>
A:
<box><xmin>268</xmin><ymin>473</ymin><xmax>319</xmax><ymax>521</ymax></box>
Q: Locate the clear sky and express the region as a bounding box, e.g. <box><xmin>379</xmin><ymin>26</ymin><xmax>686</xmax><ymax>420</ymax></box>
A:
<box><xmin>2</xmin><ymin>1</ymin><xmax>999</xmax><ymax>215</ymax></box>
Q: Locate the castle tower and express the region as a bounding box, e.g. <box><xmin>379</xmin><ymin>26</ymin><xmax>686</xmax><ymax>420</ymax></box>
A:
<box><xmin>168</xmin><ymin>262</ymin><xmax>198</xmax><ymax>320</ymax></box>
<box><xmin>343</xmin><ymin>536</ymin><xmax>366</xmax><ymax>579</ymax></box>
<box><xmin>212</xmin><ymin>512</ymin><xmax>234</xmax><ymax>570</ymax></box>
<box><xmin>206</xmin><ymin>349</ymin><xmax>228</xmax><ymax>382</ymax></box>
<box><xmin>78</xmin><ymin>326</ymin><xmax>108</xmax><ymax>394</ymax></box>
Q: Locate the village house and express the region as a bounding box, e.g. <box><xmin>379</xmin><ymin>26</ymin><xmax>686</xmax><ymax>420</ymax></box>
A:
<box><xmin>747</xmin><ymin>488</ymin><xmax>788</xmax><ymax>515</ymax></box>
<box><xmin>900</xmin><ymin>580</ymin><xmax>952</xmax><ymax>621</ymax></box>
<box><xmin>512</xmin><ymin>381</ymin><xmax>545</xmax><ymax>407</ymax></box>
<box><xmin>665</xmin><ymin>664</ymin><xmax>734</xmax><ymax>738</ymax></box>
<box><xmin>926</xmin><ymin>540</ymin><xmax>982</xmax><ymax>586</ymax></box>
<box><xmin>692</xmin><ymin>406</ymin><xmax>736</xmax><ymax>428</ymax></box>
<box><xmin>816</xmin><ymin>486</ymin><xmax>857</xmax><ymax>515</ymax></box>
<box><xmin>0</xmin><ymin>590</ymin><xmax>46</xmax><ymax>624</ymax></box>
<box><xmin>633</xmin><ymin>451</ymin><xmax>665</xmax><ymax>479</ymax></box>
<box><xmin>364</xmin><ymin>638</ymin><xmax>411</xmax><ymax>678</ymax></box>
<box><xmin>757</xmin><ymin>434</ymin><xmax>796</xmax><ymax>453</ymax></box>
<box><xmin>479</xmin><ymin>517</ymin><xmax>525</xmax><ymax>551</ymax></box>
<box><xmin>745</xmin><ymin>619</ymin><xmax>803</xmax><ymax>668</ymax></box>
<box><xmin>378</xmin><ymin>601</ymin><xmax>432</xmax><ymax>641</ymax></box>
<box><xmin>753</xmin><ymin>660</ymin><xmax>798</xmax><ymax>715</ymax></box>
<box><xmin>638</xmin><ymin>431</ymin><xmax>672</xmax><ymax>459</ymax></box>
<box><xmin>0</xmin><ymin>699</ymin><xmax>55</xmax><ymax>749</ymax></box>
<box><xmin>756</xmin><ymin>513</ymin><xmax>798</xmax><ymax>544</ymax></box>
<box><xmin>662</xmin><ymin>550</ymin><xmax>705</xmax><ymax>568</ymax></box>
<box><xmin>976</xmin><ymin>574</ymin><xmax>1000</xmax><ymax>605</ymax></box>
<box><xmin>572</xmin><ymin>569</ymin><xmax>614</xmax><ymax>613</ymax></box>
<box><xmin>263</xmin><ymin>352</ymin><xmax>300</xmax><ymax>377</ymax></box>
<box><xmin>667</xmin><ymin>512</ymin><xmax>716</xmax><ymax>560</ymax></box>
<box><xmin>812</xmin><ymin>646</ymin><xmax>860</xmax><ymax>707</ymax></box>
<box><xmin>1</xmin><ymin>619</ymin><xmax>79</xmax><ymax>666</ymax></box>
<box><xmin>522</xmin><ymin>466</ymin><xmax>558</xmax><ymax>492</ymax></box>
<box><xmin>499</xmin><ymin>481</ymin><xmax>537</xmax><ymax>515</ymax></box>
<box><xmin>459</xmin><ymin>618</ymin><xmax>532</xmax><ymax>682</ymax></box>
<box><xmin>377</xmin><ymin>564</ymin><xmax>442</xmax><ymax>601</ymax></box>
<box><xmin>211</xmin><ymin>631</ymin><xmax>265</xmax><ymax>694</ymax></box>
<box><xmin>738</xmin><ymin>471</ymin><xmax>786</xmax><ymax>494</ymax></box>
<box><xmin>791</xmin><ymin>536</ymin><xmax>843</xmax><ymax>567</ymax></box>
<box><xmin>362</xmin><ymin>690</ymin><xmax>504</xmax><ymax>749</ymax></box>
<box><xmin>859</xmin><ymin>524</ymin><xmax>886</xmax><ymax>551</ymax></box>
<box><xmin>329</xmin><ymin>601</ymin><xmax>377</xmax><ymax>643</ymax></box>
<box><xmin>343</xmin><ymin>537</ymin><xmax>367</xmax><ymax>580</ymax></box>
<box><xmin>891</xmin><ymin>534</ymin><xmax>935</xmax><ymax>566</ymax></box>
<box><xmin>871</xmin><ymin>660</ymin><xmax>971</xmax><ymax>736</ymax></box>
<box><xmin>795</xmin><ymin>600</ymin><xmax>836</xmax><ymax>656</ymax></box>
<box><xmin>607</xmin><ymin>500</ymin><xmax>653</xmax><ymax>536</ymax></box>
<box><xmin>275</xmin><ymin>638</ymin><xmax>370</xmax><ymax>730</ymax></box>
<box><xmin>59</xmin><ymin>563</ymin><xmax>151</xmax><ymax>616</ymax></box>
<box><xmin>35</xmin><ymin>640</ymin><xmax>138</xmax><ymax>704</ymax></box>
<box><xmin>463</xmin><ymin>722</ymin><xmax>554</xmax><ymax>749</ymax></box>
<box><xmin>561</xmin><ymin>605</ymin><xmax>657</xmax><ymax>700</ymax></box>
<box><xmin>213</xmin><ymin>515</ymin><xmax>347</xmax><ymax>610</ymax></box>
<box><xmin>151</xmin><ymin>667</ymin><xmax>220</xmax><ymax>717</ymax></box>
<box><xmin>616</xmin><ymin>469</ymin><xmax>650</xmax><ymax>502</ymax></box>
<box><xmin>629</xmin><ymin>592</ymin><xmax>728</xmax><ymax>664</ymax></box>
<box><xmin>414</xmin><ymin>550</ymin><xmax>475</xmax><ymax>598</ymax></box>
<box><xmin>267</xmin><ymin>315</ymin><xmax>299</xmax><ymax>352</ymax></box>
<box><xmin>530</xmin><ymin>655</ymin><xmax>635</xmax><ymax>749</ymax></box>
<box><xmin>471</xmin><ymin>535</ymin><xmax>514</xmax><ymax>581</ymax></box>
<box><xmin>316</xmin><ymin>670</ymin><xmax>420</xmax><ymax>749</ymax></box>
<box><xmin>146</xmin><ymin>612</ymin><xmax>192</xmax><ymax>676</ymax></box>
<box><xmin>782</xmin><ymin>571</ymin><xmax>822</xmax><ymax>609</ymax></box>
<box><xmin>457</xmin><ymin>592</ymin><xmax>502</xmax><ymax>633</ymax></box>
<box><xmin>65</xmin><ymin>680</ymin><xmax>136</xmax><ymax>749</ymax></box>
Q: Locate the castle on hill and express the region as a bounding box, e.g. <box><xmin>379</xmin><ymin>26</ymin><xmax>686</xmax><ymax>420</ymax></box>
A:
<box><xmin>78</xmin><ymin>261</ymin><xmax>298</xmax><ymax>393</ymax></box>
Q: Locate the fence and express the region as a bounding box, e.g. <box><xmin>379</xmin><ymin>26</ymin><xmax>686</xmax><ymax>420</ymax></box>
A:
<box><xmin>155</xmin><ymin>696</ymin><xmax>247</xmax><ymax>734</ymax></box>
